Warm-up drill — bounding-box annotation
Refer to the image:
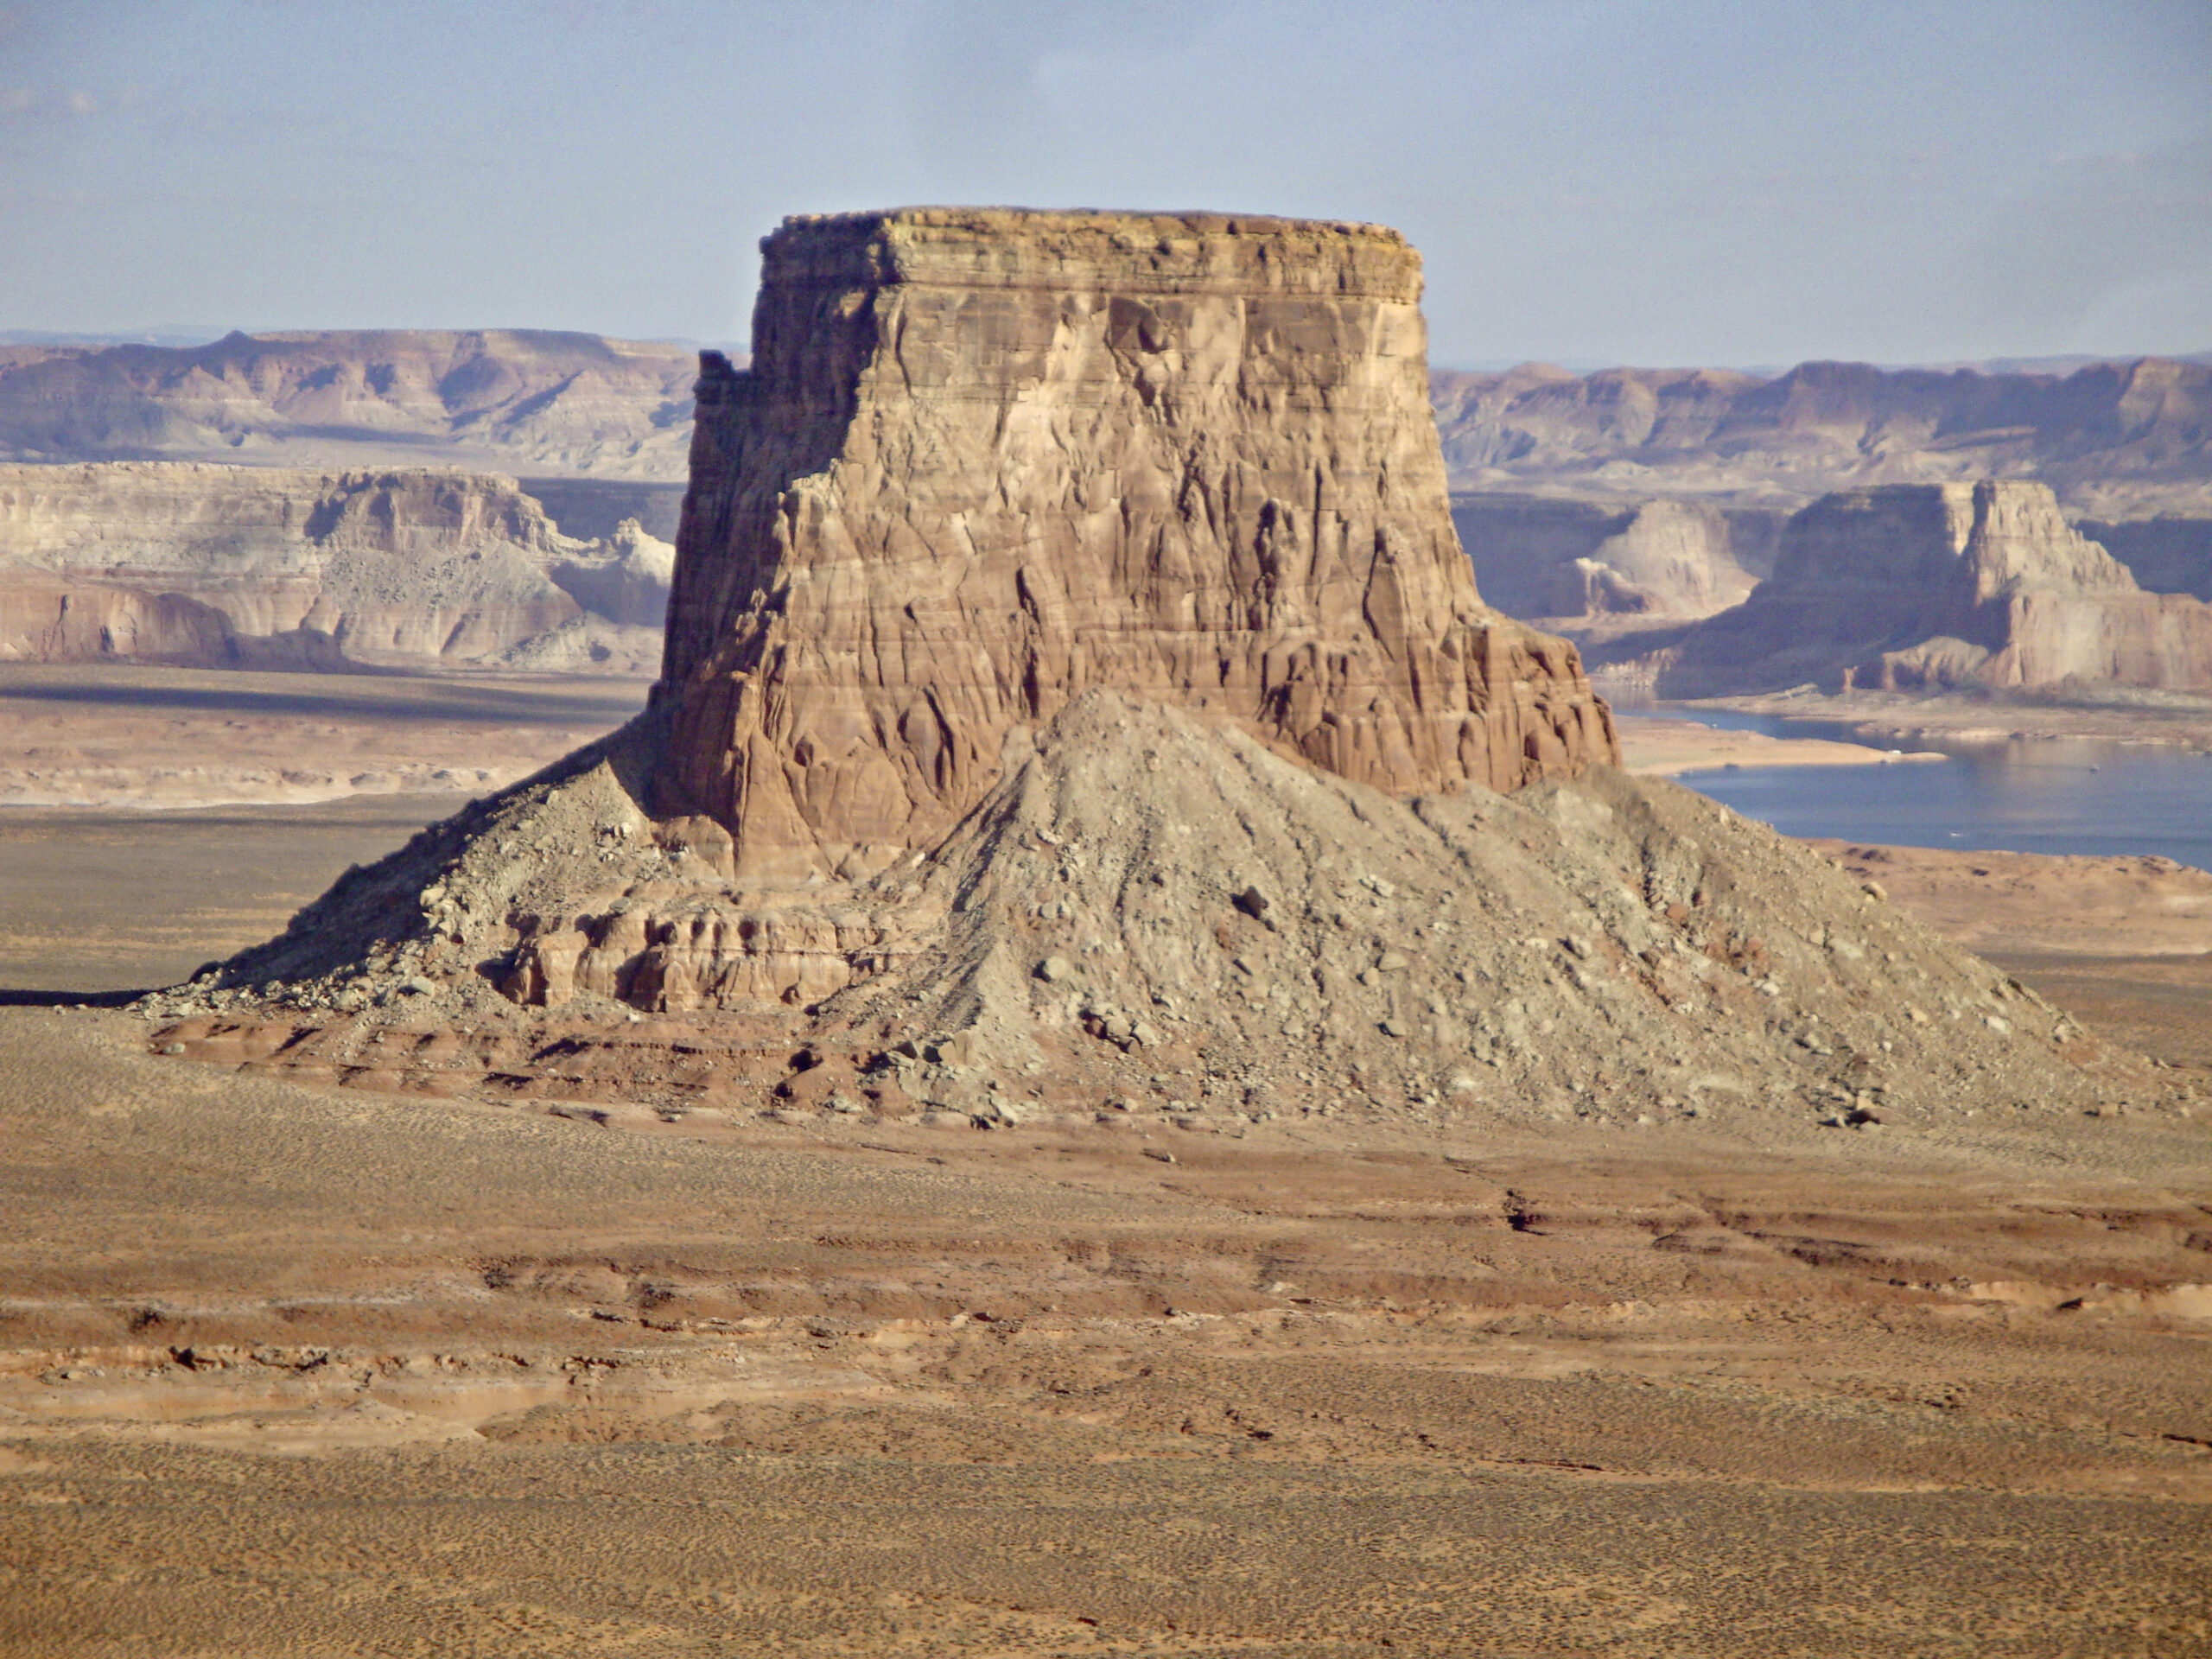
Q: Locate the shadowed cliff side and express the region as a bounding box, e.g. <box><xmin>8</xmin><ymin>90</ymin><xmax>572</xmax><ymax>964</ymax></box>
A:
<box><xmin>653</xmin><ymin>208</ymin><xmax>1619</xmax><ymax>880</ymax></box>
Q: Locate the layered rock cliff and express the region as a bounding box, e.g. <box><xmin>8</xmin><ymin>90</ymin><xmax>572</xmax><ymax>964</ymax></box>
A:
<box><xmin>656</xmin><ymin>208</ymin><xmax>1618</xmax><ymax>879</ymax></box>
<box><xmin>1662</xmin><ymin>480</ymin><xmax>2212</xmax><ymax>695</ymax></box>
<box><xmin>1430</xmin><ymin>356</ymin><xmax>2212</xmax><ymax>518</ymax></box>
<box><xmin>1451</xmin><ymin>492</ymin><xmax>1780</xmax><ymax>622</ymax></box>
<box><xmin>0</xmin><ymin>462</ymin><xmax>672</xmax><ymax>670</ymax></box>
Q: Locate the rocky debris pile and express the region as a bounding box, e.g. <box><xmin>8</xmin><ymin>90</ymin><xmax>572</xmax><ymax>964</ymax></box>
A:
<box><xmin>1662</xmin><ymin>480</ymin><xmax>2212</xmax><ymax>696</ymax></box>
<box><xmin>656</xmin><ymin>208</ymin><xmax>1618</xmax><ymax>882</ymax></box>
<box><xmin>152</xmin><ymin>690</ymin><xmax>2142</xmax><ymax>1134</ymax></box>
<box><xmin>0</xmin><ymin>462</ymin><xmax>671</xmax><ymax>671</ymax></box>
<box><xmin>815</xmin><ymin>690</ymin><xmax>2117</xmax><ymax>1128</ymax></box>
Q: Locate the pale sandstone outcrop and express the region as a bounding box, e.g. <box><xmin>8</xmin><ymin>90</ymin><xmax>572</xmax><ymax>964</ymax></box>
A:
<box><xmin>657</xmin><ymin>208</ymin><xmax>1618</xmax><ymax>879</ymax></box>
<box><xmin>1662</xmin><ymin>480</ymin><xmax>2212</xmax><ymax>695</ymax></box>
<box><xmin>548</xmin><ymin>518</ymin><xmax>675</xmax><ymax>629</ymax></box>
<box><xmin>0</xmin><ymin>462</ymin><xmax>670</xmax><ymax>669</ymax></box>
<box><xmin>1451</xmin><ymin>492</ymin><xmax>1778</xmax><ymax>622</ymax></box>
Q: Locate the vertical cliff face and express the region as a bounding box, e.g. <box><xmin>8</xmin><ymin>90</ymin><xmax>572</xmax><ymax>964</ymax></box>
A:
<box><xmin>657</xmin><ymin>208</ymin><xmax>1619</xmax><ymax>879</ymax></box>
<box><xmin>0</xmin><ymin>462</ymin><xmax>673</xmax><ymax>670</ymax></box>
<box><xmin>1661</xmin><ymin>480</ymin><xmax>2212</xmax><ymax>694</ymax></box>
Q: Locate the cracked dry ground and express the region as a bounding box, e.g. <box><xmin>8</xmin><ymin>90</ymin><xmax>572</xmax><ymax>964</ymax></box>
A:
<box><xmin>2</xmin><ymin>1007</ymin><xmax>2209</xmax><ymax>1656</ymax></box>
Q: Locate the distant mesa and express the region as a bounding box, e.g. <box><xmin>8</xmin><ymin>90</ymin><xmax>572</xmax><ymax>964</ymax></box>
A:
<box><xmin>0</xmin><ymin>328</ymin><xmax>705</xmax><ymax>480</ymax></box>
<box><xmin>1430</xmin><ymin>355</ymin><xmax>2212</xmax><ymax>519</ymax></box>
<box><xmin>1659</xmin><ymin>480</ymin><xmax>2212</xmax><ymax>696</ymax></box>
<box><xmin>0</xmin><ymin>462</ymin><xmax>672</xmax><ymax>673</ymax></box>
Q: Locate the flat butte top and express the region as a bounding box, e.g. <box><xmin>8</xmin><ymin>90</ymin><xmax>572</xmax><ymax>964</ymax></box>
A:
<box><xmin>759</xmin><ymin>207</ymin><xmax>1424</xmax><ymax>301</ymax></box>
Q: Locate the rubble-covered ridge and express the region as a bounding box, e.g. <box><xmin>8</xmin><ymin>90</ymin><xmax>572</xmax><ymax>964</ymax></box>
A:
<box><xmin>158</xmin><ymin>690</ymin><xmax>2133</xmax><ymax>1133</ymax></box>
<box><xmin>657</xmin><ymin>207</ymin><xmax>1619</xmax><ymax>881</ymax></box>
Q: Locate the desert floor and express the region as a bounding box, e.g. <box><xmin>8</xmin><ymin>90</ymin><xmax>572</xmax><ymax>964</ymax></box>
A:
<box><xmin>0</xmin><ymin>662</ymin><xmax>651</xmax><ymax>810</ymax></box>
<box><xmin>1688</xmin><ymin>687</ymin><xmax>2212</xmax><ymax>753</ymax></box>
<box><xmin>1</xmin><ymin>673</ymin><xmax>2209</xmax><ymax>1656</ymax></box>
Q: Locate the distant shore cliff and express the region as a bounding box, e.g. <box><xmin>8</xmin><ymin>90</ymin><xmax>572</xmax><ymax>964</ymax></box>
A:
<box><xmin>0</xmin><ymin>462</ymin><xmax>672</xmax><ymax>672</ymax></box>
<box><xmin>1658</xmin><ymin>481</ymin><xmax>2212</xmax><ymax>696</ymax></box>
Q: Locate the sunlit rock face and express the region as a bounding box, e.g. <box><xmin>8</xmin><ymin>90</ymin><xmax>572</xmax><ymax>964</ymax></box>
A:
<box><xmin>1662</xmin><ymin>480</ymin><xmax>2212</xmax><ymax>696</ymax></box>
<box><xmin>654</xmin><ymin>207</ymin><xmax>1619</xmax><ymax>879</ymax></box>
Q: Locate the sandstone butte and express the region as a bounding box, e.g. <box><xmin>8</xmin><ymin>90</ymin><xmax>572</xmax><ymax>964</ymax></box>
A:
<box><xmin>652</xmin><ymin>208</ymin><xmax>1620</xmax><ymax>879</ymax></box>
<box><xmin>1661</xmin><ymin>479</ymin><xmax>2212</xmax><ymax>696</ymax></box>
<box><xmin>181</xmin><ymin>211</ymin><xmax>2102</xmax><ymax>1133</ymax></box>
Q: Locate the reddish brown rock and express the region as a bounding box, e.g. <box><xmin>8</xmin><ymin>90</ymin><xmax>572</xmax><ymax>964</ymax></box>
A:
<box><xmin>655</xmin><ymin>207</ymin><xmax>1619</xmax><ymax>879</ymax></box>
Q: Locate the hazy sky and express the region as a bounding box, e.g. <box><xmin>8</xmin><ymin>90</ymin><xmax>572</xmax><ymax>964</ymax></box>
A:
<box><xmin>3</xmin><ymin>0</ymin><xmax>2207</xmax><ymax>367</ymax></box>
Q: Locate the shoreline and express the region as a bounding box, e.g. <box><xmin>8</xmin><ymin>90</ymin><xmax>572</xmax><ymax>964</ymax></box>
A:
<box><xmin>1647</xmin><ymin>687</ymin><xmax>2212</xmax><ymax>753</ymax></box>
<box><xmin>1618</xmin><ymin>715</ymin><xmax>1946</xmax><ymax>776</ymax></box>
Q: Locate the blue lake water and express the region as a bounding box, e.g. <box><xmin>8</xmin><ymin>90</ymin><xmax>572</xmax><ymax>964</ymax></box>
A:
<box><xmin>1615</xmin><ymin>707</ymin><xmax>2212</xmax><ymax>873</ymax></box>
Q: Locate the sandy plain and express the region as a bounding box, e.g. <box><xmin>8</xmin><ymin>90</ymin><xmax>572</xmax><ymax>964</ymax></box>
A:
<box><xmin>1617</xmin><ymin>717</ymin><xmax>1945</xmax><ymax>777</ymax></box>
<box><xmin>1683</xmin><ymin>687</ymin><xmax>2212</xmax><ymax>755</ymax></box>
<box><xmin>1</xmin><ymin>672</ymin><xmax>2209</xmax><ymax>1656</ymax></box>
<box><xmin>0</xmin><ymin>663</ymin><xmax>651</xmax><ymax>809</ymax></box>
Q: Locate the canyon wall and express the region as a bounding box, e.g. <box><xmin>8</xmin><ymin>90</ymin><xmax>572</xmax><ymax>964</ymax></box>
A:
<box><xmin>1430</xmin><ymin>357</ymin><xmax>2212</xmax><ymax>517</ymax></box>
<box><xmin>1450</xmin><ymin>492</ymin><xmax>1781</xmax><ymax>622</ymax></box>
<box><xmin>656</xmin><ymin>208</ymin><xmax>1618</xmax><ymax>880</ymax></box>
<box><xmin>1662</xmin><ymin>480</ymin><xmax>2212</xmax><ymax>696</ymax></box>
<box><xmin>0</xmin><ymin>462</ymin><xmax>673</xmax><ymax>671</ymax></box>
<box><xmin>0</xmin><ymin>331</ymin><xmax>701</xmax><ymax>480</ymax></box>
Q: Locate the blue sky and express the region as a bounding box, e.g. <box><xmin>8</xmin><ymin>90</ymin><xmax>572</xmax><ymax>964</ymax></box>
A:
<box><xmin>2</xmin><ymin>0</ymin><xmax>2207</xmax><ymax>366</ymax></box>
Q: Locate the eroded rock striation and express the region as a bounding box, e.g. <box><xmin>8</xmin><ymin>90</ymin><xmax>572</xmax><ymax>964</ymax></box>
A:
<box><xmin>1662</xmin><ymin>480</ymin><xmax>2212</xmax><ymax>695</ymax></box>
<box><xmin>656</xmin><ymin>208</ymin><xmax>1618</xmax><ymax>878</ymax></box>
<box><xmin>0</xmin><ymin>462</ymin><xmax>671</xmax><ymax>671</ymax></box>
